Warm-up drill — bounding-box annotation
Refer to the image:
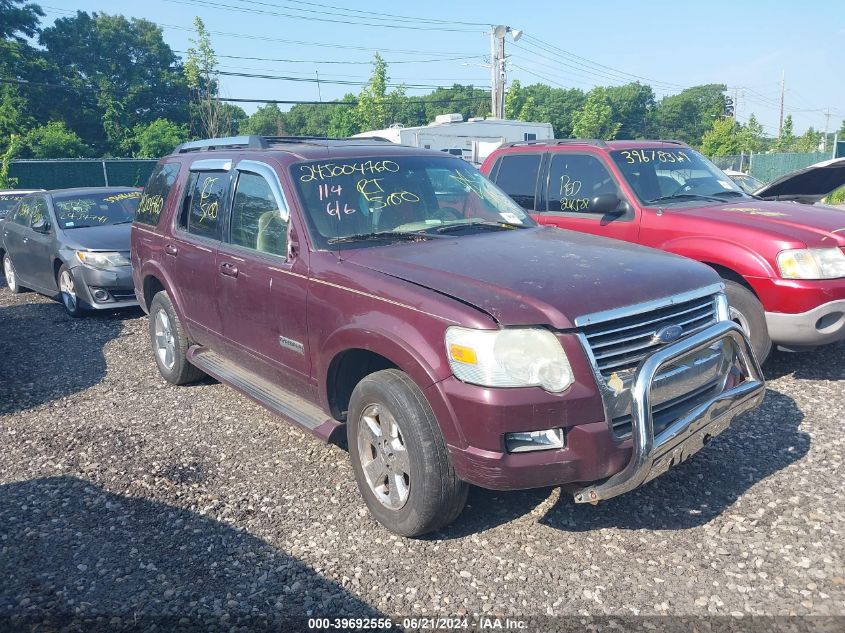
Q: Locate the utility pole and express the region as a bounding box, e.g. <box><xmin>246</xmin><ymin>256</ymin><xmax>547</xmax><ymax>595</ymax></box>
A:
<box><xmin>824</xmin><ymin>109</ymin><xmax>831</xmax><ymax>152</ymax></box>
<box><xmin>733</xmin><ymin>87</ymin><xmax>738</xmax><ymax>122</ymax></box>
<box><xmin>489</xmin><ymin>25</ymin><xmax>522</xmax><ymax>119</ymax></box>
<box><xmin>315</xmin><ymin>70</ymin><xmax>322</xmax><ymax>103</ymax></box>
<box><xmin>778</xmin><ymin>71</ymin><xmax>785</xmax><ymax>137</ymax></box>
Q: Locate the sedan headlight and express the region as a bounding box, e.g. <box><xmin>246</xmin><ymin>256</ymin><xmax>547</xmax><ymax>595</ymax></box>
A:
<box><xmin>777</xmin><ymin>248</ymin><xmax>845</xmax><ymax>280</ymax></box>
<box><xmin>75</xmin><ymin>250</ymin><xmax>131</xmax><ymax>269</ymax></box>
<box><xmin>445</xmin><ymin>326</ymin><xmax>574</xmax><ymax>393</ymax></box>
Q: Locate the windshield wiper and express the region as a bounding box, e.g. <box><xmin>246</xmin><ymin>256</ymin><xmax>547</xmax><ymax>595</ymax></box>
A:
<box><xmin>434</xmin><ymin>220</ymin><xmax>526</xmax><ymax>234</ymax></box>
<box><xmin>327</xmin><ymin>231</ymin><xmax>429</xmax><ymax>245</ymax></box>
<box><xmin>646</xmin><ymin>193</ymin><xmax>726</xmax><ymax>204</ymax></box>
<box><xmin>113</xmin><ymin>219</ymin><xmax>134</xmax><ymax>224</ymax></box>
<box><xmin>708</xmin><ymin>190</ymin><xmax>762</xmax><ymax>200</ymax></box>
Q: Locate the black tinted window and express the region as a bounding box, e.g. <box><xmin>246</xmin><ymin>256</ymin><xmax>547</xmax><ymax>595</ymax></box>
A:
<box><xmin>137</xmin><ymin>163</ymin><xmax>180</xmax><ymax>226</ymax></box>
<box><xmin>547</xmin><ymin>154</ymin><xmax>618</xmax><ymax>213</ymax></box>
<box><xmin>230</xmin><ymin>171</ymin><xmax>288</xmax><ymax>257</ymax></box>
<box><xmin>492</xmin><ymin>154</ymin><xmax>541</xmax><ymax>210</ymax></box>
<box><xmin>187</xmin><ymin>171</ymin><xmax>227</xmax><ymax>240</ymax></box>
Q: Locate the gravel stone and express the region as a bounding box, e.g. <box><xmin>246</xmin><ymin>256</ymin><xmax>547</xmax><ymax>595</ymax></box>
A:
<box><xmin>1</xmin><ymin>286</ymin><xmax>843</xmax><ymax>628</ymax></box>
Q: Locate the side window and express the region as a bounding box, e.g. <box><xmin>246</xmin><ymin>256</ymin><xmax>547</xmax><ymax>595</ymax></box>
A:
<box><xmin>11</xmin><ymin>199</ymin><xmax>32</xmax><ymax>225</ymax></box>
<box><xmin>229</xmin><ymin>171</ymin><xmax>288</xmax><ymax>257</ymax></box>
<box><xmin>137</xmin><ymin>162</ymin><xmax>181</xmax><ymax>226</ymax></box>
<box><xmin>29</xmin><ymin>197</ymin><xmax>49</xmax><ymax>227</ymax></box>
<box><xmin>492</xmin><ymin>154</ymin><xmax>541</xmax><ymax>210</ymax></box>
<box><xmin>181</xmin><ymin>170</ymin><xmax>227</xmax><ymax>240</ymax></box>
<box><xmin>547</xmin><ymin>154</ymin><xmax>619</xmax><ymax>213</ymax></box>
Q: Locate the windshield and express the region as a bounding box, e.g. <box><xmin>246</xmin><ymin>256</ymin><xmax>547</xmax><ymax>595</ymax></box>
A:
<box><xmin>610</xmin><ymin>147</ymin><xmax>749</xmax><ymax>205</ymax></box>
<box><xmin>292</xmin><ymin>155</ymin><xmax>534</xmax><ymax>249</ymax></box>
<box><xmin>729</xmin><ymin>173</ymin><xmax>764</xmax><ymax>195</ymax></box>
<box><xmin>53</xmin><ymin>190</ymin><xmax>141</xmax><ymax>229</ymax></box>
<box><xmin>0</xmin><ymin>194</ymin><xmax>27</xmax><ymax>217</ymax></box>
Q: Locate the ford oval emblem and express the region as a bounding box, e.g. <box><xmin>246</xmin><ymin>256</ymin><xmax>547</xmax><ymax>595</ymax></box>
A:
<box><xmin>653</xmin><ymin>324</ymin><xmax>684</xmax><ymax>345</ymax></box>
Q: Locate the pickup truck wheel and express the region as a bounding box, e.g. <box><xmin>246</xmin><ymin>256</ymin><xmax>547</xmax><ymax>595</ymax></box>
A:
<box><xmin>347</xmin><ymin>369</ymin><xmax>468</xmax><ymax>537</ymax></box>
<box><xmin>149</xmin><ymin>291</ymin><xmax>205</xmax><ymax>385</ymax></box>
<box><xmin>723</xmin><ymin>279</ymin><xmax>771</xmax><ymax>364</ymax></box>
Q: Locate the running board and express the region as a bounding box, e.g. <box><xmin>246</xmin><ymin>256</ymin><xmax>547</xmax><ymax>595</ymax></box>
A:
<box><xmin>187</xmin><ymin>346</ymin><xmax>340</xmax><ymax>442</ymax></box>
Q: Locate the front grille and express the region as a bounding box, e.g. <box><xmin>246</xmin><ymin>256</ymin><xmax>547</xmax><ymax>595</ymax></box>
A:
<box><xmin>582</xmin><ymin>294</ymin><xmax>719</xmax><ymax>378</ymax></box>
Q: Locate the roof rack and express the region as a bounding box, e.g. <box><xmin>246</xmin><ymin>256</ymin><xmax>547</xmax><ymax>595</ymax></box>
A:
<box><xmin>499</xmin><ymin>139</ymin><xmax>608</xmax><ymax>149</ymax></box>
<box><xmin>173</xmin><ymin>135</ymin><xmax>392</xmax><ymax>154</ymax></box>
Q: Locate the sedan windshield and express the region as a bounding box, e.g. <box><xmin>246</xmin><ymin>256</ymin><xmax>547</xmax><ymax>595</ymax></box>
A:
<box><xmin>292</xmin><ymin>155</ymin><xmax>534</xmax><ymax>248</ymax></box>
<box><xmin>610</xmin><ymin>147</ymin><xmax>750</xmax><ymax>205</ymax></box>
<box><xmin>53</xmin><ymin>190</ymin><xmax>141</xmax><ymax>229</ymax></box>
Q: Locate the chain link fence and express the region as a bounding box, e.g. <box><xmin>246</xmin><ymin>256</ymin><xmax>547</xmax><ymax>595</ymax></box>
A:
<box><xmin>711</xmin><ymin>151</ymin><xmax>830</xmax><ymax>183</ymax></box>
<box><xmin>7</xmin><ymin>159</ymin><xmax>157</xmax><ymax>190</ymax></box>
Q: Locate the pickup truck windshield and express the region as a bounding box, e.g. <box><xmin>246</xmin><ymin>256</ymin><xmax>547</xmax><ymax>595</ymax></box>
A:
<box><xmin>610</xmin><ymin>148</ymin><xmax>749</xmax><ymax>205</ymax></box>
<box><xmin>292</xmin><ymin>156</ymin><xmax>534</xmax><ymax>248</ymax></box>
<box><xmin>54</xmin><ymin>191</ymin><xmax>141</xmax><ymax>229</ymax></box>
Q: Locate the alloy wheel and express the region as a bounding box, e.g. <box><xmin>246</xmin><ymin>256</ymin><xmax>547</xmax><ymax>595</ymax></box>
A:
<box><xmin>59</xmin><ymin>270</ymin><xmax>77</xmax><ymax>313</ymax></box>
<box><xmin>153</xmin><ymin>308</ymin><xmax>177</xmax><ymax>370</ymax></box>
<box><xmin>357</xmin><ymin>403</ymin><xmax>411</xmax><ymax>510</ymax></box>
<box><xmin>3</xmin><ymin>256</ymin><xmax>16</xmax><ymax>291</ymax></box>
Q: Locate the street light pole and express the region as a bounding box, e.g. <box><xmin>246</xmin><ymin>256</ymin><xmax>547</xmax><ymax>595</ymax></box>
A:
<box><xmin>489</xmin><ymin>25</ymin><xmax>522</xmax><ymax>119</ymax></box>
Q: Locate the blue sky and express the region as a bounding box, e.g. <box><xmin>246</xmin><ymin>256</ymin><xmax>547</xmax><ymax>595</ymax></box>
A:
<box><xmin>41</xmin><ymin>0</ymin><xmax>845</xmax><ymax>138</ymax></box>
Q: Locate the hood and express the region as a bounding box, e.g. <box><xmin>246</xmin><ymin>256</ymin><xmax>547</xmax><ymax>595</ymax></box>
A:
<box><xmin>671</xmin><ymin>199</ymin><xmax>845</xmax><ymax>247</ymax></box>
<box><xmin>343</xmin><ymin>226</ymin><xmax>719</xmax><ymax>329</ymax></box>
<box><xmin>59</xmin><ymin>223</ymin><xmax>131</xmax><ymax>251</ymax></box>
<box><xmin>755</xmin><ymin>157</ymin><xmax>845</xmax><ymax>204</ymax></box>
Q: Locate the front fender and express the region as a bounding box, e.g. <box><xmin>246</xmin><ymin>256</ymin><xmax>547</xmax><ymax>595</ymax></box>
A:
<box><xmin>659</xmin><ymin>236</ymin><xmax>777</xmax><ymax>279</ymax></box>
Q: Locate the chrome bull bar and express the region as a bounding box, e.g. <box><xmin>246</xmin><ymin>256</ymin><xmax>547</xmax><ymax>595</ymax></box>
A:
<box><xmin>573</xmin><ymin>321</ymin><xmax>765</xmax><ymax>504</ymax></box>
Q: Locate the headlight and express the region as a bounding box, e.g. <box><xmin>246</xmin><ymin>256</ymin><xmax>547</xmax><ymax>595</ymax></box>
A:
<box><xmin>445</xmin><ymin>326</ymin><xmax>574</xmax><ymax>393</ymax></box>
<box><xmin>777</xmin><ymin>248</ymin><xmax>845</xmax><ymax>280</ymax></box>
<box><xmin>75</xmin><ymin>251</ymin><xmax>131</xmax><ymax>269</ymax></box>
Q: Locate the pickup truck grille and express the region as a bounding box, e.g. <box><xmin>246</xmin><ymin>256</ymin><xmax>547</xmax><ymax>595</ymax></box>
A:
<box><xmin>582</xmin><ymin>294</ymin><xmax>719</xmax><ymax>378</ymax></box>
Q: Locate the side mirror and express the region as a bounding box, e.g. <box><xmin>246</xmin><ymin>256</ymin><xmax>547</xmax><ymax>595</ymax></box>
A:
<box><xmin>31</xmin><ymin>218</ymin><xmax>49</xmax><ymax>233</ymax></box>
<box><xmin>589</xmin><ymin>193</ymin><xmax>622</xmax><ymax>215</ymax></box>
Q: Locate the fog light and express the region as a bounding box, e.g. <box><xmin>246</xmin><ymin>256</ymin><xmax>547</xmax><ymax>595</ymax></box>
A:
<box><xmin>505</xmin><ymin>429</ymin><xmax>564</xmax><ymax>453</ymax></box>
<box><xmin>91</xmin><ymin>288</ymin><xmax>111</xmax><ymax>302</ymax></box>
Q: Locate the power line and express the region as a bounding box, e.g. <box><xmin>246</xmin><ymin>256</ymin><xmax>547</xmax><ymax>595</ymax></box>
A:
<box><xmin>217</xmin><ymin>70</ymin><xmax>483</xmax><ymax>91</ymax></box>
<box><xmin>165</xmin><ymin>0</ymin><xmax>483</xmax><ymax>32</ymax></box>
<box><xmin>220</xmin><ymin>96</ymin><xmax>489</xmax><ymax>106</ymax></box>
<box><xmin>175</xmin><ymin>51</ymin><xmax>480</xmax><ymax>65</ymax></box>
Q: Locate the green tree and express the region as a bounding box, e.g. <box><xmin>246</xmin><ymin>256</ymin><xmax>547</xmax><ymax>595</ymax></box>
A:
<box><xmin>0</xmin><ymin>133</ymin><xmax>24</xmax><ymax>188</ymax></box>
<box><xmin>571</xmin><ymin>87</ymin><xmax>620</xmax><ymax>140</ymax></box>
<box><xmin>653</xmin><ymin>84</ymin><xmax>727</xmax><ymax>146</ymax></box>
<box><xmin>184</xmin><ymin>16</ymin><xmax>238</xmax><ymax>138</ymax></box>
<box><xmin>504</xmin><ymin>79</ymin><xmax>525</xmax><ymax>119</ymax></box>
<box><xmin>355</xmin><ymin>52</ymin><xmax>407</xmax><ymax>131</ymax></box>
<box><xmin>839</xmin><ymin>119</ymin><xmax>845</xmax><ymax>137</ymax></box>
<box><xmin>128</xmin><ymin>118</ymin><xmax>189</xmax><ymax>157</ymax></box>
<box><xmin>39</xmin><ymin>11</ymin><xmax>188</xmax><ymax>155</ymax></box>
<box><xmin>605</xmin><ymin>82</ymin><xmax>655</xmax><ymax>139</ymax></box>
<box><xmin>794</xmin><ymin>126</ymin><xmax>822</xmax><ymax>153</ymax></box>
<box><xmin>737</xmin><ymin>113</ymin><xmax>764</xmax><ymax>153</ymax></box>
<box><xmin>700</xmin><ymin>117</ymin><xmax>740</xmax><ymax>157</ymax></box>
<box><xmin>240</xmin><ymin>103</ymin><xmax>286</xmax><ymax>136</ymax></box>
<box><xmin>523</xmin><ymin>84</ymin><xmax>584</xmax><ymax>137</ymax></box>
<box><xmin>22</xmin><ymin>121</ymin><xmax>88</xmax><ymax>158</ymax></box>
<box><xmin>774</xmin><ymin>114</ymin><xmax>796</xmax><ymax>151</ymax></box>
<box><xmin>327</xmin><ymin>93</ymin><xmax>360</xmax><ymax>137</ymax></box>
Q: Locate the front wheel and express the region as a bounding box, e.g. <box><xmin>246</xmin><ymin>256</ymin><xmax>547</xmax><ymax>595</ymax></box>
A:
<box><xmin>723</xmin><ymin>279</ymin><xmax>771</xmax><ymax>364</ymax></box>
<box><xmin>347</xmin><ymin>369</ymin><xmax>468</xmax><ymax>537</ymax></box>
<box><xmin>58</xmin><ymin>264</ymin><xmax>86</xmax><ymax>317</ymax></box>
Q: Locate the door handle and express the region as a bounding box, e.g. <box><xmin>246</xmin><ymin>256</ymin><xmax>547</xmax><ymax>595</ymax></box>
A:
<box><xmin>219</xmin><ymin>262</ymin><xmax>239</xmax><ymax>278</ymax></box>
<box><xmin>165</xmin><ymin>244</ymin><xmax>178</xmax><ymax>256</ymax></box>
<box><xmin>22</xmin><ymin>237</ymin><xmax>28</xmax><ymax>243</ymax></box>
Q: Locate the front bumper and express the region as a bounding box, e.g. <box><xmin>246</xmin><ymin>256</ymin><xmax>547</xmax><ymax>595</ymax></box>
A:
<box><xmin>439</xmin><ymin>322</ymin><xmax>764</xmax><ymax>499</ymax></box>
<box><xmin>71</xmin><ymin>264</ymin><xmax>138</xmax><ymax>310</ymax></box>
<box><xmin>572</xmin><ymin>321</ymin><xmax>764</xmax><ymax>504</ymax></box>
<box><xmin>765</xmin><ymin>299</ymin><xmax>845</xmax><ymax>347</ymax></box>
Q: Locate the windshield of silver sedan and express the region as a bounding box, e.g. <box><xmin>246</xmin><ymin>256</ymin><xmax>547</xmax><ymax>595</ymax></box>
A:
<box><xmin>610</xmin><ymin>147</ymin><xmax>751</xmax><ymax>205</ymax></box>
<box><xmin>292</xmin><ymin>156</ymin><xmax>534</xmax><ymax>248</ymax></box>
<box><xmin>53</xmin><ymin>191</ymin><xmax>142</xmax><ymax>229</ymax></box>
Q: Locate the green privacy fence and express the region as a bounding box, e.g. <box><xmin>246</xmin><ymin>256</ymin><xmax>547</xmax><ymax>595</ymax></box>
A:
<box><xmin>711</xmin><ymin>151</ymin><xmax>830</xmax><ymax>184</ymax></box>
<box><xmin>7</xmin><ymin>159</ymin><xmax>158</xmax><ymax>190</ymax></box>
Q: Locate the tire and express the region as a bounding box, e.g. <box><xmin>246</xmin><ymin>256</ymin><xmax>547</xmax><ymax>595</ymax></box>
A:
<box><xmin>723</xmin><ymin>279</ymin><xmax>771</xmax><ymax>364</ymax></box>
<box><xmin>3</xmin><ymin>253</ymin><xmax>27</xmax><ymax>294</ymax></box>
<box><xmin>148</xmin><ymin>291</ymin><xmax>205</xmax><ymax>385</ymax></box>
<box><xmin>57</xmin><ymin>264</ymin><xmax>86</xmax><ymax>318</ymax></box>
<box><xmin>347</xmin><ymin>369</ymin><xmax>468</xmax><ymax>537</ymax></box>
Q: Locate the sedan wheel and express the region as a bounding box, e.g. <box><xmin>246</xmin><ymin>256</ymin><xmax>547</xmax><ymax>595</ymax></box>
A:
<box><xmin>59</xmin><ymin>269</ymin><xmax>78</xmax><ymax>312</ymax></box>
<box><xmin>357</xmin><ymin>403</ymin><xmax>411</xmax><ymax>510</ymax></box>
<box><xmin>3</xmin><ymin>254</ymin><xmax>19</xmax><ymax>293</ymax></box>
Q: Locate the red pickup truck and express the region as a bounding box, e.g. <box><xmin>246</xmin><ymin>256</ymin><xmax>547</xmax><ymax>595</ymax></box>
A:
<box><xmin>482</xmin><ymin>140</ymin><xmax>845</xmax><ymax>362</ymax></box>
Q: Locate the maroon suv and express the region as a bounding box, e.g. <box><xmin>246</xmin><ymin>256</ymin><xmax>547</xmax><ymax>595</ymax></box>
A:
<box><xmin>131</xmin><ymin>136</ymin><xmax>764</xmax><ymax>536</ymax></box>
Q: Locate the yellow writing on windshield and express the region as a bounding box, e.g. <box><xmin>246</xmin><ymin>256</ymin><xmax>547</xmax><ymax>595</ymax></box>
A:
<box><xmin>620</xmin><ymin>149</ymin><xmax>690</xmax><ymax>164</ymax></box>
<box><xmin>299</xmin><ymin>160</ymin><xmax>400</xmax><ymax>183</ymax></box>
<box><xmin>104</xmin><ymin>191</ymin><xmax>141</xmax><ymax>203</ymax></box>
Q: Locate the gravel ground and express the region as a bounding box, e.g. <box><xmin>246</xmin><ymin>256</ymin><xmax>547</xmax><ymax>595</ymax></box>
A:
<box><xmin>0</xmin><ymin>284</ymin><xmax>843</xmax><ymax>631</ymax></box>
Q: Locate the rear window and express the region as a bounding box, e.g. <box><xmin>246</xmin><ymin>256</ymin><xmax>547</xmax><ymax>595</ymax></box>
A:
<box><xmin>137</xmin><ymin>162</ymin><xmax>181</xmax><ymax>226</ymax></box>
<box><xmin>0</xmin><ymin>193</ymin><xmax>27</xmax><ymax>218</ymax></box>
<box><xmin>53</xmin><ymin>191</ymin><xmax>141</xmax><ymax>229</ymax></box>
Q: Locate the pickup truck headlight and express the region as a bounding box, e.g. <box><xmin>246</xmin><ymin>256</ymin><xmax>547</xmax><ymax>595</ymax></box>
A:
<box><xmin>777</xmin><ymin>248</ymin><xmax>845</xmax><ymax>280</ymax></box>
<box><xmin>75</xmin><ymin>250</ymin><xmax>131</xmax><ymax>269</ymax></box>
<box><xmin>445</xmin><ymin>326</ymin><xmax>574</xmax><ymax>393</ymax></box>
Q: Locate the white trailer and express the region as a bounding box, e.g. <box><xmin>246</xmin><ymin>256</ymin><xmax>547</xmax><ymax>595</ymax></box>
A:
<box><xmin>354</xmin><ymin>114</ymin><xmax>554</xmax><ymax>165</ymax></box>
